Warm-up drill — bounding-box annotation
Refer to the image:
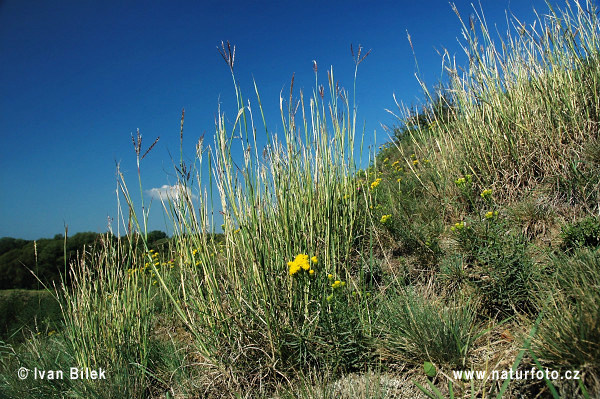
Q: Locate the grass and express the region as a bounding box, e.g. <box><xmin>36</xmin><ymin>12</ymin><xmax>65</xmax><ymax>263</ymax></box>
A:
<box><xmin>1</xmin><ymin>1</ymin><xmax>600</xmax><ymax>397</ymax></box>
<box><xmin>0</xmin><ymin>290</ymin><xmax>62</xmax><ymax>342</ymax></box>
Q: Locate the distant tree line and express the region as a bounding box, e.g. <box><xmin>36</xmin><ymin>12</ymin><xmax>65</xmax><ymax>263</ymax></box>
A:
<box><xmin>0</xmin><ymin>230</ymin><xmax>171</xmax><ymax>290</ymax></box>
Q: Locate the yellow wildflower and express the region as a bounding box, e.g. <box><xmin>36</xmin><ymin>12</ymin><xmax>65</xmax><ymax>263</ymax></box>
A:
<box><xmin>288</xmin><ymin>254</ymin><xmax>310</xmax><ymax>276</ymax></box>
<box><xmin>380</xmin><ymin>214</ymin><xmax>392</xmax><ymax>224</ymax></box>
<box><xmin>370</xmin><ymin>178</ymin><xmax>382</xmax><ymax>190</ymax></box>
<box><xmin>392</xmin><ymin>160</ymin><xmax>400</xmax><ymax>167</ymax></box>
<box><xmin>332</xmin><ymin>280</ymin><xmax>345</xmax><ymax>289</ymax></box>
<box><xmin>485</xmin><ymin>211</ymin><xmax>499</xmax><ymax>219</ymax></box>
<box><xmin>311</xmin><ymin>256</ymin><xmax>318</xmax><ymax>265</ymax></box>
<box><xmin>481</xmin><ymin>189</ymin><xmax>493</xmax><ymax>199</ymax></box>
<box><xmin>451</xmin><ymin>221</ymin><xmax>465</xmax><ymax>232</ymax></box>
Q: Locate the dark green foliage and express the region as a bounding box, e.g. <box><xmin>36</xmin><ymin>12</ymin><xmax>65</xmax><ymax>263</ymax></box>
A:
<box><xmin>0</xmin><ymin>232</ymin><xmax>101</xmax><ymax>289</ymax></box>
<box><xmin>280</xmin><ymin>283</ymin><xmax>372</xmax><ymax>373</ymax></box>
<box><xmin>0</xmin><ymin>290</ymin><xmax>62</xmax><ymax>342</ymax></box>
<box><xmin>147</xmin><ymin>230</ymin><xmax>168</xmax><ymax>250</ymax></box>
<box><xmin>0</xmin><ymin>231</ymin><xmax>178</xmax><ymax>289</ymax></box>
<box><xmin>453</xmin><ymin>217</ymin><xmax>538</xmax><ymax>314</ymax></box>
<box><xmin>534</xmin><ymin>249</ymin><xmax>600</xmax><ymax>389</ymax></box>
<box><xmin>561</xmin><ymin>216</ymin><xmax>600</xmax><ymax>251</ymax></box>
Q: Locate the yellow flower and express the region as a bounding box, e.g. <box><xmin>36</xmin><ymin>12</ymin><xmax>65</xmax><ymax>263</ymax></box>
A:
<box><xmin>485</xmin><ymin>211</ymin><xmax>499</xmax><ymax>219</ymax></box>
<box><xmin>288</xmin><ymin>261</ymin><xmax>301</xmax><ymax>276</ymax></box>
<box><xmin>288</xmin><ymin>254</ymin><xmax>310</xmax><ymax>276</ymax></box>
<box><xmin>380</xmin><ymin>214</ymin><xmax>392</xmax><ymax>224</ymax></box>
<box><xmin>451</xmin><ymin>221</ymin><xmax>465</xmax><ymax>231</ymax></box>
<box><xmin>481</xmin><ymin>189</ymin><xmax>493</xmax><ymax>199</ymax></box>
<box><xmin>332</xmin><ymin>280</ymin><xmax>345</xmax><ymax>289</ymax></box>
<box><xmin>370</xmin><ymin>178</ymin><xmax>382</xmax><ymax>190</ymax></box>
<box><xmin>309</xmin><ymin>269</ymin><xmax>315</xmax><ymax>275</ymax></box>
<box><xmin>412</xmin><ymin>159</ymin><xmax>419</xmax><ymax>166</ymax></box>
<box><xmin>392</xmin><ymin>160</ymin><xmax>400</xmax><ymax>167</ymax></box>
<box><xmin>397</xmin><ymin>178</ymin><xmax>402</xmax><ymax>183</ymax></box>
<box><xmin>327</xmin><ymin>273</ymin><xmax>333</xmax><ymax>280</ymax></box>
<box><xmin>311</xmin><ymin>256</ymin><xmax>318</xmax><ymax>264</ymax></box>
<box><xmin>383</xmin><ymin>157</ymin><xmax>389</xmax><ymax>163</ymax></box>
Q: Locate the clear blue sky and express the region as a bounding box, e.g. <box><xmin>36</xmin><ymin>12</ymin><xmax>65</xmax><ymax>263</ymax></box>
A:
<box><xmin>0</xmin><ymin>0</ymin><xmax>550</xmax><ymax>240</ymax></box>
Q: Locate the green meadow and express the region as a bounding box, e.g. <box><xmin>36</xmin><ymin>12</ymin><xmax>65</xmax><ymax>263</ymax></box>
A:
<box><xmin>2</xmin><ymin>1</ymin><xmax>600</xmax><ymax>397</ymax></box>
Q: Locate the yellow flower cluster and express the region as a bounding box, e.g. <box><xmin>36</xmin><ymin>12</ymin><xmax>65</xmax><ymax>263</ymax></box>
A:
<box><xmin>455</xmin><ymin>175</ymin><xmax>472</xmax><ymax>186</ymax></box>
<box><xmin>370</xmin><ymin>178</ymin><xmax>382</xmax><ymax>190</ymax></box>
<box><xmin>288</xmin><ymin>254</ymin><xmax>317</xmax><ymax>276</ymax></box>
<box><xmin>326</xmin><ymin>273</ymin><xmax>346</xmax><ymax>302</ymax></box>
<box><xmin>451</xmin><ymin>221</ymin><xmax>466</xmax><ymax>231</ymax></box>
<box><xmin>380</xmin><ymin>214</ymin><xmax>392</xmax><ymax>224</ymax></box>
<box><xmin>331</xmin><ymin>280</ymin><xmax>345</xmax><ymax>289</ymax></box>
<box><xmin>481</xmin><ymin>189</ymin><xmax>493</xmax><ymax>199</ymax></box>
<box><xmin>327</xmin><ymin>273</ymin><xmax>345</xmax><ymax>288</ymax></box>
<box><xmin>485</xmin><ymin>211</ymin><xmax>499</xmax><ymax>219</ymax></box>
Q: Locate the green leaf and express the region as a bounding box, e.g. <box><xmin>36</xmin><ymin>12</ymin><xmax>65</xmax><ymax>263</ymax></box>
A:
<box><xmin>424</xmin><ymin>361</ymin><xmax>437</xmax><ymax>378</ymax></box>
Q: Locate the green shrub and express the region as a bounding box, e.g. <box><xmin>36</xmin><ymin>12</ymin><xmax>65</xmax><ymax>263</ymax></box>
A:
<box><xmin>561</xmin><ymin>216</ymin><xmax>600</xmax><ymax>251</ymax></box>
<box><xmin>452</xmin><ymin>214</ymin><xmax>537</xmax><ymax>314</ymax></box>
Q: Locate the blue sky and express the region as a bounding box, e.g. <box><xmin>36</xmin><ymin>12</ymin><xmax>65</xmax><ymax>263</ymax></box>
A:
<box><xmin>0</xmin><ymin>0</ymin><xmax>551</xmax><ymax>239</ymax></box>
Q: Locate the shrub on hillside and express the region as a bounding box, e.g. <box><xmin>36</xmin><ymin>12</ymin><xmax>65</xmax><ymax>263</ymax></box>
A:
<box><xmin>561</xmin><ymin>216</ymin><xmax>600</xmax><ymax>251</ymax></box>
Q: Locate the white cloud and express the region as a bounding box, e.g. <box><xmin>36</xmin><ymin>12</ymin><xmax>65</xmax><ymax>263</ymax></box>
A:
<box><xmin>146</xmin><ymin>184</ymin><xmax>197</xmax><ymax>202</ymax></box>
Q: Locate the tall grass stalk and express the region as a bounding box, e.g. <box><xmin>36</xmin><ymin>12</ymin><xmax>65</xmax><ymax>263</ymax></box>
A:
<box><xmin>107</xmin><ymin>46</ymin><xmax>372</xmax><ymax>390</ymax></box>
